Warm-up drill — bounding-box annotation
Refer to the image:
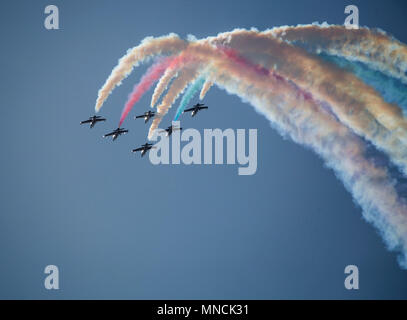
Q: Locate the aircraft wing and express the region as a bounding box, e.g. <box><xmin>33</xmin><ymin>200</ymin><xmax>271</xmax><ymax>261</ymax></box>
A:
<box><xmin>135</xmin><ymin>115</ymin><xmax>145</xmax><ymax>119</ymax></box>
<box><xmin>133</xmin><ymin>147</ymin><xmax>144</xmax><ymax>152</ymax></box>
<box><xmin>183</xmin><ymin>107</ymin><xmax>195</xmax><ymax>112</ymax></box>
<box><xmin>199</xmin><ymin>106</ymin><xmax>208</xmax><ymax>109</ymax></box>
<box><xmin>104</xmin><ymin>132</ymin><xmax>114</xmax><ymax>137</ymax></box>
<box><xmin>80</xmin><ymin>120</ymin><xmax>92</xmax><ymax>124</ymax></box>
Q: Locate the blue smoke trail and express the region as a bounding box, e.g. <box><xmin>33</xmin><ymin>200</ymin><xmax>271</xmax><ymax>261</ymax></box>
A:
<box><xmin>319</xmin><ymin>53</ymin><xmax>407</xmax><ymax>115</ymax></box>
<box><xmin>174</xmin><ymin>77</ymin><xmax>206</xmax><ymax>120</ymax></box>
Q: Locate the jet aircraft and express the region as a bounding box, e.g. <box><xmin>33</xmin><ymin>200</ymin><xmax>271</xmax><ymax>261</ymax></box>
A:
<box><xmin>132</xmin><ymin>143</ymin><xmax>156</xmax><ymax>157</ymax></box>
<box><xmin>103</xmin><ymin>127</ymin><xmax>128</xmax><ymax>141</ymax></box>
<box><xmin>183</xmin><ymin>103</ymin><xmax>208</xmax><ymax>117</ymax></box>
<box><xmin>135</xmin><ymin>111</ymin><xmax>155</xmax><ymax>124</ymax></box>
<box><xmin>161</xmin><ymin>125</ymin><xmax>182</xmax><ymax>137</ymax></box>
<box><xmin>80</xmin><ymin>115</ymin><xmax>106</xmax><ymax>128</ymax></box>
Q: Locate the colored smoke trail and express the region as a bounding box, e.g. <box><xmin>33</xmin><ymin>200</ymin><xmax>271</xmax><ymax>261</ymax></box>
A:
<box><xmin>94</xmin><ymin>24</ymin><xmax>407</xmax><ymax>268</ymax></box>
<box><xmin>319</xmin><ymin>53</ymin><xmax>407</xmax><ymax>114</ymax></box>
<box><xmin>218</xmin><ymin>45</ymin><xmax>270</xmax><ymax>77</ymax></box>
<box><xmin>148</xmin><ymin>65</ymin><xmax>200</xmax><ymax>137</ymax></box>
<box><xmin>207</xmin><ymin>30</ymin><xmax>407</xmax><ymax>175</ymax></box>
<box><xmin>174</xmin><ymin>76</ymin><xmax>206</xmax><ymax>120</ymax></box>
<box><xmin>150</xmin><ymin>53</ymin><xmax>194</xmax><ymax>108</ymax></box>
<box><xmin>209</xmin><ymin>30</ymin><xmax>407</xmax><ymax>133</ymax></box>
<box><xmin>119</xmin><ymin>56</ymin><xmax>174</xmax><ymax>126</ymax></box>
<box><xmin>267</xmin><ymin>24</ymin><xmax>407</xmax><ymax>84</ymax></box>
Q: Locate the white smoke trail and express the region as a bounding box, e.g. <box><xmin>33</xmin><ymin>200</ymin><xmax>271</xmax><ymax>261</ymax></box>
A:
<box><xmin>148</xmin><ymin>64</ymin><xmax>201</xmax><ymax>138</ymax></box>
<box><xmin>200</xmin><ymin>78</ymin><xmax>214</xmax><ymax>100</ymax></box>
<box><xmin>150</xmin><ymin>53</ymin><xmax>196</xmax><ymax>108</ymax></box>
<box><xmin>151</xmin><ymin>66</ymin><xmax>179</xmax><ymax>108</ymax></box>
<box><xmin>95</xmin><ymin>34</ymin><xmax>187</xmax><ymax>112</ymax></box>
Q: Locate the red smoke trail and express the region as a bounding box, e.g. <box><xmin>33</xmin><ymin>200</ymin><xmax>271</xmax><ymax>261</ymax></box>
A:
<box><xmin>119</xmin><ymin>46</ymin><xmax>314</xmax><ymax>126</ymax></box>
<box><xmin>119</xmin><ymin>57</ymin><xmax>174</xmax><ymax>126</ymax></box>
<box><xmin>218</xmin><ymin>45</ymin><xmax>270</xmax><ymax>76</ymax></box>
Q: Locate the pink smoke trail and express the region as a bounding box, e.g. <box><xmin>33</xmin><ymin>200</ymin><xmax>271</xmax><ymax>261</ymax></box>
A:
<box><xmin>218</xmin><ymin>45</ymin><xmax>314</xmax><ymax>102</ymax></box>
<box><xmin>119</xmin><ymin>57</ymin><xmax>174</xmax><ymax>126</ymax></box>
<box><xmin>218</xmin><ymin>45</ymin><xmax>270</xmax><ymax>77</ymax></box>
<box><xmin>119</xmin><ymin>54</ymin><xmax>195</xmax><ymax>126</ymax></box>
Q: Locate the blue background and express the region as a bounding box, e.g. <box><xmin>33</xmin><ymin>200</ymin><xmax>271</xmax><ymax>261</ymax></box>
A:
<box><xmin>0</xmin><ymin>0</ymin><xmax>406</xmax><ymax>299</ymax></box>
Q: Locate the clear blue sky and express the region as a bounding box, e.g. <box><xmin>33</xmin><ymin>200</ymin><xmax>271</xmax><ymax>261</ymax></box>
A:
<box><xmin>0</xmin><ymin>0</ymin><xmax>406</xmax><ymax>299</ymax></box>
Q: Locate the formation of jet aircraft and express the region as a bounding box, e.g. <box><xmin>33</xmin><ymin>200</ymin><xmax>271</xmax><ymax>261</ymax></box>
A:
<box><xmin>80</xmin><ymin>102</ymin><xmax>208</xmax><ymax>156</ymax></box>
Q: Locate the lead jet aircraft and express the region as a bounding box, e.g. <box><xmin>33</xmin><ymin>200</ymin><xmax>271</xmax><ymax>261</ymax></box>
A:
<box><xmin>135</xmin><ymin>111</ymin><xmax>155</xmax><ymax>124</ymax></box>
<box><xmin>103</xmin><ymin>127</ymin><xmax>128</xmax><ymax>141</ymax></box>
<box><xmin>183</xmin><ymin>103</ymin><xmax>208</xmax><ymax>117</ymax></box>
<box><xmin>132</xmin><ymin>143</ymin><xmax>156</xmax><ymax>157</ymax></box>
<box><xmin>80</xmin><ymin>115</ymin><xmax>106</xmax><ymax>128</ymax></box>
<box><xmin>160</xmin><ymin>125</ymin><xmax>182</xmax><ymax>137</ymax></box>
